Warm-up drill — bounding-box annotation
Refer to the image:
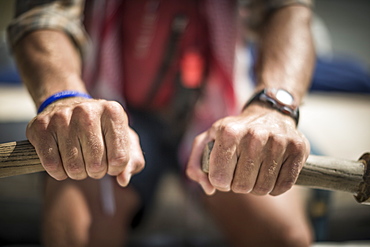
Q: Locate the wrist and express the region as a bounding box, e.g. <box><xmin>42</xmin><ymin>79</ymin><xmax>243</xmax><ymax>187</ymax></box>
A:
<box><xmin>30</xmin><ymin>75</ymin><xmax>88</xmax><ymax>109</ymax></box>
<box><xmin>243</xmin><ymin>100</ymin><xmax>297</xmax><ymax>126</ymax></box>
<box><xmin>37</xmin><ymin>90</ymin><xmax>92</xmax><ymax>114</ymax></box>
<box><xmin>243</xmin><ymin>88</ymin><xmax>300</xmax><ymax>126</ymax></box>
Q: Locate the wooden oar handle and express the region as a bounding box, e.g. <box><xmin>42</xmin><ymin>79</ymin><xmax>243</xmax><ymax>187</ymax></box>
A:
<box><xmin>202</xmin><ymin>141</ymin><xmax>370</xmax><ymax>204</ymax></box>
<box><xmin>1</xmin><ymin>140</ymin><xmax>370</xmax><ymax>204</ymax></box>
<box><xmin>0</xmin><ymin>140</ymin><xmax>43</xmax><ymax>178</ymax></box>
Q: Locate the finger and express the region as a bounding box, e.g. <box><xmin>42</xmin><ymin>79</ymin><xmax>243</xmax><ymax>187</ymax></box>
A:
<box><xmin>101</xmin><ymin>102</ymin><xmax>130</xmax><ymax>176</ymax></box>
<box><xmin>50</xmin><ymin>106</ymin><xmax>86</xmax><ymax>179</ymax></box>
<box><xmin>116</xmin><ymin>129</ymin><xmax>145</xmax><ymax>187</ymax></box>
<box><xmin>186</xmin><ymin>132</ymin><xmax>216</xmax><ymax>195</ymax></box>
<box><xmin>230</xmin><ymin>135</ymin><xmax>264</xmax><ymax>194</ymax></box>
<box><xmin>251</xmin><ymin>136</ymin><xmax>286</xmax><ymax>195</ymax></box>
<box><xmin>27</xmin><ymin>119</ymin><xmax>67</xmax><ymax>180</ymax></box>
<box><xmin>27</xmin><ymin>115</ymin><xmax>68</xmax><ymax>180</ymax></box>
<box><xmin>209</xmin><ymin>125</ymin><xmax>239</xmax><ymax>191</ymax></box>
<box><xmin>270</xmin><ymin>138</ymin><xmax>308</xmax><ymax>196</ymax></box>
<box><xmin>73</xmin><ymin>105</ymin><xmax>107</xmax><ymax>179</ymax></box>
<box><xmin>57</xmin><ymin>131</ymin><xmax>87</xmax><ymax>180</ymax></box>
<box><xmin>126</xmin><ymin>129</ymin><xmax>145</xmax><ymax>175</ymax></box>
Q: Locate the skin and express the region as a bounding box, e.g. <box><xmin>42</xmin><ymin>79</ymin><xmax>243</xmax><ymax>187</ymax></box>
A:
<box><xmin>186</xmin><ymin>5</ymin><xmax>314</xmax><ymax>198</ymax></box>
<box><xmin>14</xmin><ymin>30</ymin><xmax>145</xmax><ymax>187</ymax></box>
<box><xmin>12</xmin><ymin>3</ymin><xmax>314</xmax><ymax>247</ymax></box>
<box><xmin>14</xmin><ymin>5</ymin><xmax>313</xmax><ymax>197</ymax></box>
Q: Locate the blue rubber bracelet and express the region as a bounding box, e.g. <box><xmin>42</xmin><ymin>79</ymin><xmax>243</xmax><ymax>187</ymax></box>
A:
<box><xmin>37</xmin><ymin>91</ymin><xmax>92</xmax><ymax>114</ymax></box>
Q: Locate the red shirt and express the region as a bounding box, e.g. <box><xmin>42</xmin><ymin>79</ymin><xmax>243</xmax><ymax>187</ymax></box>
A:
<box><xmin>121</xmin><ymin>0</ymin><xmax>210</xmax><ymax>109</ymax></box>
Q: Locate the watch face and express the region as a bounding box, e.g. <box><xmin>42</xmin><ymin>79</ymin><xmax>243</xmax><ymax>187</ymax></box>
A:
<box><xmin>275</xmin><ymin>89</ymin><xmax>294</xmax><ymax>105</ymax></box>
<box><xmin>265</xmin><ymin>88</ymin><xmax>294</xmax><ymax>106</ymax></box>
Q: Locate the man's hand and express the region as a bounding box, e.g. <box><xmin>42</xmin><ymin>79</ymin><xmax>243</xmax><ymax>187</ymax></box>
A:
<box><xmin>26</xmin><ymin>97</ymin><xmax>145</xmax><ymax>186</ymax></box>
<box><xmin>186</xmin><ymin>103</ymin><xmax>310</xmax><ymax>196</ymax></box>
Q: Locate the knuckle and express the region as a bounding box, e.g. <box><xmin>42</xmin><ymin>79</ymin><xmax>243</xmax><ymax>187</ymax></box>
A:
<box><xmin>109</xmin><ymin>154</ymin><xmax>129</xmax><ymax>168</ymax></box>
<box><xmin>66</xmin><ymin>146</ymin><xmax>79</xmax><ymax>161</ymax></box>
<box><xmin>231</xmin><ymin>183</ymin><xmax>251</xmax><ymax>194</ymax></box>
<box><xmin>63</xmin><ymin>148</ymin><xmax>86</xmax><ymax>178</ymax></box>
<box><xmin>43</xmin><ymin>162</ymin><xmax>61</xmax><ymax>173</ymax></box>
<box><xmin>273</xmin><ymin>163</ymin><xmax>301</xmax><ymax>194</ymax></box>
<box><xmin>48</xmin><ymin>112</ymin><xmax>70</xmax><ymax>131</ymax></box>
<box><xmin>72</xmin><ymin>104</ymin><xmax>87</xmax><ymax>114</ymax></box>
<box><xmin>86</xmin><ymin>139</ymin><xmax>104</xmax><ymax>157</ymax></box>
<box><xmin>269</xmin><ymin>134</ymin><xmax>286</xmax><ymax>148</ymax></box>
<box><xmin>72</xmin><ymin>104</ymin><xmax>96</xmax><ymax>124</ymax></box>
<box><xmin>65</xmin><ymin>162</ymin><xmax>86</xmax><ymax>179</ymax></box>
<box><xmin>248</xmin><ymin>128</ymin><xmax>268</xmax><ymax>144</ymax></box>
<box><xmin>241</xmin><ymin>160</ymin><xmax>257</xmax><ymax>173</ymax></box>
<box><xmin>252</xmin><ymin>185</ymin><xmax>271</xmax><ymax>195</ymax></box>
<box><xmin>277</xmin><ymin>180</ymin><xmax>295</xmax><ymax>193</ymax></box>
<box><xmin>219</xmin><ymin>123</ymin><xmax>239</xmax><ymax>140</ymax></box>
<box><xmin>30</xmin><ymin>115</ymin><xmax>47</xmax><ymax>126</ymax></box>
<box><xmin>260</xmin><ymin>173</ymin><xmax>275</xmax><ymax>187</ymax></box>
<box><xmin>106</xmin><ymin>101</ymin><xmax>122</xmax><ymax>111</ymax></box>
<box><xmin>135</xmin><ymin>162</ymin><xmax>145</xmax><ymax>173</ymax></box>
<box><xmin>209</xmin><ymin>173</ymin><xmax>230</xmax><ymax>189</ymax></box>
<box><xmin>104</xmin><ymin>101</ymin><xmax>126</xmax><ymax>119</ymax></box>
<box><xmin>277</xmin><ymin>175</ymin><xmax>297</xmax><ymax>193</ymax></box>
<box><xmin>65</xmin><ymin>161</ymin><xmax>82</xmax><ymax>173</ymax></box>
<box><xmin>289</xmin><ymin>139</ymin><xmax>306</xmax><ymax>154</ymax></box>
<box><xmin>28</xmin><ymin>117</ymin><xmax>49</xmax><ymax>135</ymax></box>
<box><xmin>132</xmin><ymin>157</ymin><xmax>145</xmax><ymax>174</ymax></box>
<box><xmin>87</xmin><ymin>162</ymin><xmax>106</xmax><ymax>175</ymax></box>
<box><xmin>51</xmin><ymin>108</ymin><xmax>70</xmax><ymax>123</ymax></box>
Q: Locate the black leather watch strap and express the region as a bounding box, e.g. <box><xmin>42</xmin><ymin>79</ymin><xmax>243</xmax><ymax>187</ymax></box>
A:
<box><xmin>244</xmin><ymin>89</ymin><xmax>300</xmax><ymax>126</ymax></box>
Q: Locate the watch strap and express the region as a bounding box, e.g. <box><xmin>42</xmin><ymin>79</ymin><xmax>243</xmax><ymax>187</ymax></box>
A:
<box><xmin>243</xmin><ymin>89</ymin><xmax>300</xmax><ymax>126</ymax></box>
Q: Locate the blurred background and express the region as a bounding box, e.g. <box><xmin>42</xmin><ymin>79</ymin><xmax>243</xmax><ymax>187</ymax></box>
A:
<box><xmin>0</xmin><ymin>0</ymin><xmax>369</xmax><ymax>246</ymax></box>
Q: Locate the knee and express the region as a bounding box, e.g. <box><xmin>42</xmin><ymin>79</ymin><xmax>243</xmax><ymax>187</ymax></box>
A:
<box><xmin>42</xmin><ymin>213</ymin><xmax>91</xmax><ymax>247</ymax></box>
<box><xmin>274</xmin><ymin>226</ymin><xmax>313</xmax><ymax>247</ymax></box>
<box><xmin>41</xmin><ymin>181</ymin><xmax>93</xmax><ymax>247</ymax></box>
<box><xmin>229</xmin><ymin>224</ymin><xmax>313</xmax><ymax>247</ymax></box>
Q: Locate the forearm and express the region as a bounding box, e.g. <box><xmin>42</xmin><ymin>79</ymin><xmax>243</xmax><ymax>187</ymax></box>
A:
<box><xmin>254</xmin><ymin>5</ymin><xmax>315</xmax><ymax>104</ymax></box>
<box><xmin>12</xmin><ymin>30</ymin><xmax>143</xmax><ymax>184</ymax></box>
<box><xmin>13</xmin><ymin>30</ymin><xmax>87</xmax><ymax>108</ymax></box>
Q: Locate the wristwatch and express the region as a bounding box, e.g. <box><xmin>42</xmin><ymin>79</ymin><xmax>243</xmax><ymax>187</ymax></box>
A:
<box><xmin>244</xmin><ymin>88</ymin><xmax>300</xmax><ymax>126</ymax></box>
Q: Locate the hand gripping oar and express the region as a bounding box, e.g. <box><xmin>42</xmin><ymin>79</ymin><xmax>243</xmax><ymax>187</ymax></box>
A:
<box><xmin>1</xmin><ymin>140</ymin><xmax>370</xmax><ymax>204</ymax></box>
<box><xmin>202</xmin><ymin>141</ymin><xmax>370</xmax><ymax>205</ymax></box>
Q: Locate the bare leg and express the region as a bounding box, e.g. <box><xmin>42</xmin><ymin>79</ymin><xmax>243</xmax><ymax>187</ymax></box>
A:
<box><xmin>42</xmin><ymin>176</ymin><xmax>140</xmax><ymax>247</ymax></box>
<box><xmin>203</xmin><ymin>187</ymin><xmax>313</xmax><ymax>247</ymax></box>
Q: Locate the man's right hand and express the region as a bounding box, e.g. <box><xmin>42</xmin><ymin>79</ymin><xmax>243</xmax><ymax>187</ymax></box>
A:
<box><xmin>26</xmin><ymin>97</ymin><xmax>145</xmax><ymax>186</ymax></box>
